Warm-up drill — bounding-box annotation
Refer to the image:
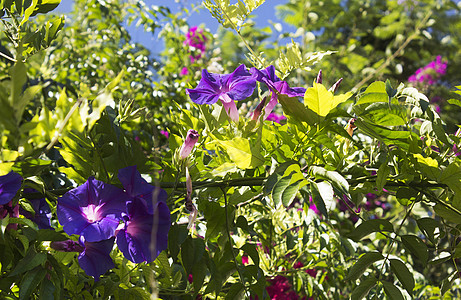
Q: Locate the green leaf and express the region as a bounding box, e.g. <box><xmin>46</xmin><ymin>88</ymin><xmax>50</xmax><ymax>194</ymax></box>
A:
<box><xmin>181</xmin><ymin>238</ymin><xmax>205</xmax><ymax>275</ymax></box>
<box><xmin>348</xmin><ymin>219</ymin><xmax>394</xmax><ymax>242</ymax></box>
<box><xmin>278</xmin><ymin>94</ymin><xmax>317</xmax><ymax>125</ymax></box>
<box><xmin>355</xmin><ymin>81</ymin><xmax>387</xmax><ymax>105</ymax></box>
<box><xmin>218</xmin><ymin>137</ymin><xmax>264</xmax><ymax>169</ymax></box>
<box><xmin>310</xmin><ymin>181</ymin><xmax>334</xmax><ymax>218</ymax></box>
<box><xmin>9</xmin><ymin>247</ymin><xmax>47</xmax><ymax>277</ymax></box>
<box><xmin>382</xmin><ymin>281</ymin><xmax>404</xmax><ymax>300</ymax></box>
<box><xmin>192</xmin><ymin>256</ymin><xmax>208</xmax><ymax>296</ymax></box>
<box><xmin>389</xmin><ymin>259</ymin><xmax>414</xmax><ymax>295</ymax></box>
<box><xmin>376</xmin><ymin>162</ymin><xmax>390</xmax><ymax>192</ymax></box>
<box><xmin>10</xmin><ymin>60</ymin><xmax>28</xmax><ymax>111</ymax></box>
<box><xmin>19</xmin><ymin>266</ymin><xmax>47</xmax><ymax>300</ymax></box>
<box><xmin>350</xmin><ymin>277</ymin><xmax>377</xmax><ymax>300</ymax></box>
<box><xmin>225</xmin><ymin>282</ymin><xmax>244</xmax><ymax>300</ymax></box>
<box><xmin>34</xmin><ymin>0</ymin><xmax>61</xmax><ymax>15</ymax></box>
<box><xmin>20</xmin><ymin>0</ymin><xmax>38</xmax><ymax>26</ymax></box>
<box><xmin>448</xmin><ymin>98</ymin><xmax>461</xmax><ymax>108</ymax></box>
<box><xmin>346</xmin><ymin>251</ymin><xmax>384</xmax><ymax>281</ymax></box>
<box><xmin>416</xmin><ymin>217</ymin><xmax>441</xmax><ymax>244</ymax></box>
<box><xmin>36</xmin><ymin>230</ymin><xmax>68</xmax><ymax>242</ymax></box>
<box><xmin>401</xmin><ymin>235</ymin><xmax>428</xmax><ymax>266</ymax></box>
<box><xmin>434</xmin><ymin>204</ymin><xmax>461</xmax><ymax>224</ymax></box>
<box><xmin>395</xmin><ymin>187</ymin><xmax>418</xmax><ymax>206</ymax></box>
<box><xmin>39</xmin><ymin>279</ymin><xmax>55</xmax><ymax>300</ymax></box>
<box><xmin>240</xmin><ymin>243</ymin><xmax>260</xmax><ymax>266</ymax></box>
<box><xmin>309</xmin><ymin>165</ymin><xmax>349</xmax><ymax>195</ymax></box>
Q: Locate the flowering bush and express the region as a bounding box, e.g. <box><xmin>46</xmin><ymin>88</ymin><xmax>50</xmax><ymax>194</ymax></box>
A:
<box><xmin>1</xmin><ymin>0</ymin><xmax>461</xmax><ymax>299</ymax></box>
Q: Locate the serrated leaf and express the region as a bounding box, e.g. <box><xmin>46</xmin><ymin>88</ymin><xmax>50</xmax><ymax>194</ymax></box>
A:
<box><xmin>382</xmin><ymin>281</ymin><xmax>404</xmax><ymax>300</ymax></box>
<box><xmin>351</xmin><ymin>277</ymin><xmax>377</xmax><ymax>300</ymax></box>
<box><xmin>389</xmin><ymin>259</ymin><xmax>415</xmax><ymax>295</ymax></box>
<box><xmin>348</xmin><ymin>219</ymin><xmax>394</xmax><ymax>242</ymax></box>
<box><xmin>346</xmin><ymin>252</ymin><xmax>384</xmax><ymax>281</ymax></box>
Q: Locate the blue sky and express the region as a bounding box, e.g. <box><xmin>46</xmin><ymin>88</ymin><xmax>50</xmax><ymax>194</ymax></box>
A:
<box><xmin>55</xmin><ymin>0</ymin><xmax>290</xmax><ymax>54</ymax></box>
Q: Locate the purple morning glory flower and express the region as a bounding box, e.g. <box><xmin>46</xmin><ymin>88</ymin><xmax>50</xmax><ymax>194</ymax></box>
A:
<box><xmin>116</xmin><ymin>198</ymin><xmax>171</xmax><ymax>263</ymax></box>
<box><xmin>57</xmin><ymin>177</ymin><xmax>130</xmax><ymax>242</ymax></box>
<box><xmin>78</xmin><ymin>237</ymin><xmax>115</xmax><ymax>279</ymax></box>
<box><xmin>118</xmin><ymin>166</ymin><xmax>168</xmax><ymax>214</ymax></box>
<box><xmin>20</xmin><ymin>189</ymin><xmax>53</xmax><ymax>230</ymax></box>
<box><xmin>250</xmin><ymin>65</ymin><xmax>306</xmax><ymax>119</ymax></box>
<box><xmin>186</xmin><ymin>64</ymin><xmax>256</xmax><ymax>122</ymax></box>
<box><xmin>0</xmin><ymin>171</ymin><xmax>22</xmax><ymax>205</ymax></box>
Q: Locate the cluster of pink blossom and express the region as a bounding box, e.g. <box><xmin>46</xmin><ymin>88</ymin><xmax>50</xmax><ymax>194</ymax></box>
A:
<box><xmin>184</xmin><ymin>26</ymin><xmax>207</xmax><ymax>63</ymax></box>
<box><xmin>408</xmin><ymin>55</ymin><xmax>447</xmax><ymax>86</ymax></box>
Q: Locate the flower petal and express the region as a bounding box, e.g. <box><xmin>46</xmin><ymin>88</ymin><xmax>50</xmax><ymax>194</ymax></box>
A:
<box><xmin>78</xmin><ymin>237</ymin><xmax>115</xmax><ymax>279</ymax></box>
<box><xmin>0</xmin><ymin>171</ymin><xmax>22</xmax><ymax>205</ymax></box>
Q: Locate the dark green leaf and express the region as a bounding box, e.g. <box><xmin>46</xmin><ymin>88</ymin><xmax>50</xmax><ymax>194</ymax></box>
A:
<box><xmin>434</xmin><ymin>204</ymin><xmax>461</xmax><ymax>224</ymax></box>
<box><xmin>376</xmin><ymin>162</ymin><xmax>390</xmax><ymax>192</ymax></box>
<box><xmin>389</xmin><ymin>259</ymin><xmax>414</xmax><ymax>295</ymax></box>
<box><xmin>240</xmin><ymin>243</ymin><xmax>259</xmax><ymax>266</ymax></box>
<box><xmin>181</xmin><ymin>237</ymin><xmax>205</xmax><ymax>275</ymax></box>
<box><xmin>416</xmin><ymin>217</ymin><xmax>441</xmax><ymax>244</ymax></box>
<box><xmin>382</xmin><ymin>281</ymin><xmax>404</xmax><ymax>300</ymax></box>
<box><xmin>348</xmin><ymin>219</ymin><xmax>394</xmax><ymax>242</ymax></box>
<box><xmin>351</xmin><ymin>277</ymin><xmax>377</xmax><ymax>300</ymax></box>
<box><xmin>36</xmin><ymin>230</ymin><xmax>68</xmax><ymax>242</ymax></box>
<box><xmin>396</xmin><ymin>187</ymin><xmax>418</xmax><ymax>206</ymax></box>
<box><xmin>346</xmin><ymin>252</ymin><xmax>384</xmax><ymax>281</ymax></box>
<box><xmin>225</xmin><ymin>283</ymin><xmax>245</xmax><ymax>300</ymax></box>
<box><xmin>9</xmin><ymin>247</ymin><xmax>46</xmax><ymax>277</ymax></box>
<box><xmin>192</xmin><ymin>256</ymin><xmax>208</xmax><ymax>296</ymax></box>
<box><xmin>401</xmin><ymin>235</ymin><xmax>428</xmax><ymax>266</ymax></box>
<box><xmin>19</xmin><ymin>266</ymin><xmax>47</xmax><ymax>300</ymax></box>
<box><xmin>39</xmin><ymin>279</ymin><xmax>55</xmax><ymax>300</ymax></box>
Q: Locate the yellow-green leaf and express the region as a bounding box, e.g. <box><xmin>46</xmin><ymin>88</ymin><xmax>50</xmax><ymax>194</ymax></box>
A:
<box><xmin>304</xmin><ymin>82</ymin><xmax>352</xmax><ymax>118</ymax></box>
<box><xmin>218</xmin><ymin>137</ymin><xmax>264</xmax><ymax>169</ymax></box>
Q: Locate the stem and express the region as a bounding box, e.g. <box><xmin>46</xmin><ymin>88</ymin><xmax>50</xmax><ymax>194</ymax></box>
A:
<box><xmin>378</xmin><ymin>200</ymin><xmax>416</xmax><ymax>281</ymax></box>
<box><xmin>350</xmin><ymin>10</ymin><xmax>433</xmax><ymax>93</ymax></box>
<box><xmin>221</xmin><ymin>187</ymin><xmax>249</xmax><ymax>297</ymax></box>
<box><xmin>0</xmin><ymin>50</ymin><xmax>16</xmax><ymax>62</ymax></box>
<box><xmin>216</xmin><ymin>1</ymin><xmax>264</xmax><ymax>67</ymax></box>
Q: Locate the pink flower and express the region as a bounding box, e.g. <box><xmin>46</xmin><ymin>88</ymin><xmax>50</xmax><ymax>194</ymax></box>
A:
<box><xmin>179</xmin><ymin>129</ymin><xmax>199</xmax><ymax>159</ymax></box>
<box><xmin>180</xmin><ymin>67</ymin><xmax>189</xmax><ymax>76</ymax></box>
<box><xmin>160</xmin><ymin>130</ymin><xmax>169</xmax><ymax>139</ymax></box>
<box><xmin>266</xmin><ymin>113</ymin><xmax>287</xmax><ymax>124</ymax></box>
<box><xmin>408</xmin><ymin>56</ymin><xmax>447</xmax><ymax>86</ymax></box>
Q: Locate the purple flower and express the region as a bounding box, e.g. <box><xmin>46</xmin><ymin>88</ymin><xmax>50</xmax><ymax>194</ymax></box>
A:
<box><xmin>50</xmin><ymin>240</ymin><xmax>85</xmax><ymax>252</ymax></box>
<box><xmin>250</xmin><ymin>65</ymin><xmax>306</xmax><ymax>119</ymax></box>
<box><xmin>0</xmin><ymin>200</ymin><xmax>19</xmax><ymax>230</ymax></box>
<box><xmin>20</xmin><ymin>192</ymin><xmax>53</xmax><ymax>230</ymax></box>
<box><xmin>78</xmin><ymin>237</ymin><xmax>115</xmax><ymax>279</ymax></box>
<box><xmin>57</xmin><ymin>177</ymin><xmax>130</xmax><ymax>242</ymax></box>
<box><xmin>116</xmin><ymin>198</ymin><xmax>170</xmax><ymax>263</ymax></box>
<box><xmin>118</xmin><ymin>165</ymin><xmax>168</xmax><ymax>214</ymax></box>
<box><xmin>179</xmin><ymin>129</ymin><xmax>199</xmax><ymax>159</ymax></box>
<box><xmin>186</xmin><ymin>65</ymin><xmax>256</xmax><ymax>122</ymax></box>
<box><xmin>116</xmin><ymin>166</ymin><xmax>171</xmax><ymax>263</ymax></box>
<box><xmin>0</xmin><ymin>171</ymin><xmax>22</xmax><ymax>205</ymax></box>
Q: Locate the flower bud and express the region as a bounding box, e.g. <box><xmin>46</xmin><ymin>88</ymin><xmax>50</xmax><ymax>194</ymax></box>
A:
<box><xmin>179</xmin><ymin>130</ymin><xmax>199</xmax><ymax>159</ymax></box>
<box><xmin>316</xmin><ymin>69</ymin><xmax>322</xmax><ymax>84</ymax></box>
<box><xmin>50</xmin><ymin>240</ymin><xmax>84</xmax><ymax>252</ymax></box>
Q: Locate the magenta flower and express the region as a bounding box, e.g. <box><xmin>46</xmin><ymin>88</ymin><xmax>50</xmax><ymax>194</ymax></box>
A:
<box><xmin>179</xmin><ymin>129</ymin><xmax>199</xmax><ymax>159</ymax></box>
<box><xmin>184</xmin><ymin>26</ymin><xmax>207</xmax><ymax>63</ymax></box>
<box><xmin>78</xmin><ymin>237</ymin><xmax>115</xmax><ymax>279</ymax></box>
<box><xmin>250</xmin><ymin>65</ymin><xmax>306</xmax><ymax>119</ymax></box>
<box><xmin>186</xmin><ymin>65</ymin><xmax>256</xmax><ymax>122</ymax></box>
<box><xmin>266</xmin><ymin>113</ymin><xmax>287</xmax><ymax>124</ymax></box>
<box><xmin>408</xmin><ymin>55</ymin><xmax>447</xmax><ymax>86</ymax></box>
<box><xmin>57</xmin><ymin>177</ymin><xmax>130</xmax><ymax>242</ymax></box>
<box><xmin>160</xmin><ymin>130</ymin><xmax>169</xmax><ymax>139</ymax></box>
<box><xmin>0</xmin><ymin>171</ymin><xmax>22</xmax><ymax>205</ymax></box>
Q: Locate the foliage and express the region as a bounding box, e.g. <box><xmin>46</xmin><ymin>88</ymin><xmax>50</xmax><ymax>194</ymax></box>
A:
<box><xmin>1</xmin><ymin>0</ymin><xmax>461</xmax><ymax>299</ymax></box>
